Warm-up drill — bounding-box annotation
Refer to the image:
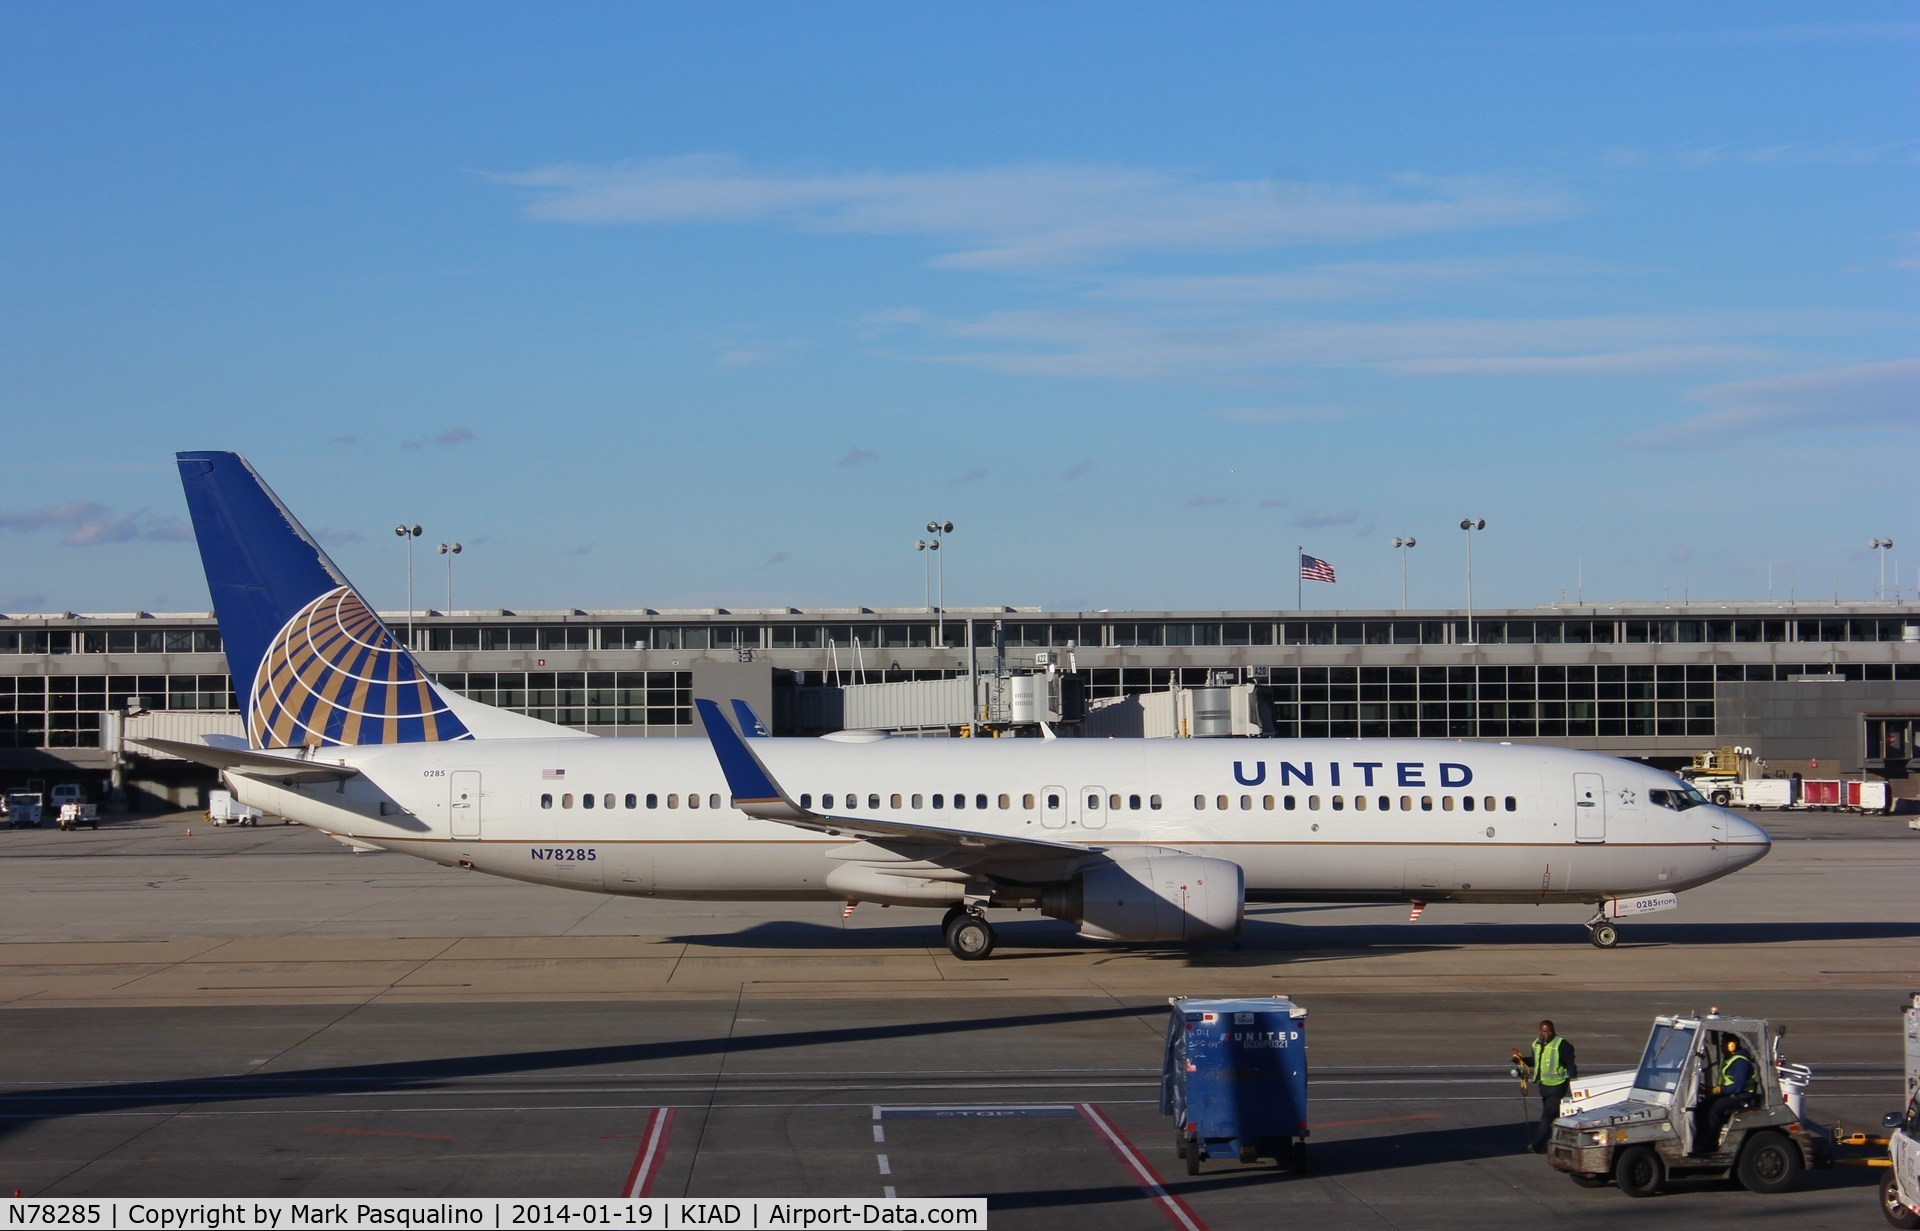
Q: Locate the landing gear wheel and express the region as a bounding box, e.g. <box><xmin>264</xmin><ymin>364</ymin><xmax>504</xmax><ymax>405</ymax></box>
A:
<box><xmin>1589</xmin><ymin>921</ymin><xmax>1620</xmax><ymax>949</ymax></box>
<box><xmin>1882</xmin><ymin>1172</ymin><xmax>1920</xmax><ymax>1228</ymax></box>
<box><xmin>1568</xmin><ymin>1172</ymin><xmax>1609</xmax><ymax>1188</ymax></box>
<box><xmin>1735</xmin><ymin>1132</ymin><xmax>1802</xmax><ymax>1194</ymax></box>
<box><xmin>940</xmin><ymin>903</ymin><xmax>967</xmax><ymax>930</ymax></box>
<box><xmin>1614</xmin><ymin>1144</ymin><xmax>1665</xmax><ymax>1198</ymax></box>
<box><xmin>944</xmin><ymin>912</ymin><xmax>995</xmax><ymax>960</ymax></box>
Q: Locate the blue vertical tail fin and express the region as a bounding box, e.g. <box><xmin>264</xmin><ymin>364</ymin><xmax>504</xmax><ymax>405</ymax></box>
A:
<box><xmin>176</xmin><ymin>451</ymin><xmax>474</xmax><ymax>749</ymax></box>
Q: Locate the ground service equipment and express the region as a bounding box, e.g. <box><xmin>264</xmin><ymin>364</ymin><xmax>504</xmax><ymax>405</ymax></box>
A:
<box><xmin>1882</xmin><ymin>993</ymin><xmax>1920</xmax><ymax>1227</ymax></box>
<box><xmin>1161</xmin><ymin>995</ymin><xmax>1309</xmax><ymax>1176</ymax></box>
<box><xmin>1548</xmin><ymin>1010</ymin><xmax>1826</xmax><ymax>1197</ymax></box>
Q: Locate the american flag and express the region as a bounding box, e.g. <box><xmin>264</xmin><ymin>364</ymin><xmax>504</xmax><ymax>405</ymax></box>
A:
<box><xmin>542</xmin><ymin>768</ymin><xmax>566</xmax><ymax>780</ymax></box>
<box><xmin>1408</xmin><ymin>900</ymin><xmax>1426</xmax><ymax>923</ymax></box>
<box><xmin>1299</xmin><ymin>553</ymin><xmax>1337</xmax><ymax>583</ymax></box>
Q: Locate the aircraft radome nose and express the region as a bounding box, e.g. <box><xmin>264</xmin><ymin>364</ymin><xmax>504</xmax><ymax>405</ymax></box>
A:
<box><xmin>1721</xmin><ymin>811</ymin><xmax>1772</xmax><ymax>868</ymax></box>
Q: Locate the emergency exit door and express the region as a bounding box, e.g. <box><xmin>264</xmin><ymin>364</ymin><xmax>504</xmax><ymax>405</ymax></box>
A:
<box><xmin>450</xmin><ymin>770</ymin><xmax>482</xmax><ymax>839</ymax></box>
<box><xmin>1572</xmin><ymin>772</ymin><xmax>1605</xmax><ymax>843</ymax></box>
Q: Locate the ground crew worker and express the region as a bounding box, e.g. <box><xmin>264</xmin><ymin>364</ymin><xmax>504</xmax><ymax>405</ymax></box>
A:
<box><xmin>1517</xmin><ymin>1019</ymin><xmax>1577</xmax><ymax>1152</ymax></box>
<box><xmin>1699</xmin><ymin>1037</ymin><xmax>1758</xmax><ymax>1152</ymax></box>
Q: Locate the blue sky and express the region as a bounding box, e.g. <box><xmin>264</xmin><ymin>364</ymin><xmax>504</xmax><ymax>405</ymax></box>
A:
<box><xmin>2</xmin><ymin>4</ymin><xmax>1915</xmax><ymax>616</ymax></box>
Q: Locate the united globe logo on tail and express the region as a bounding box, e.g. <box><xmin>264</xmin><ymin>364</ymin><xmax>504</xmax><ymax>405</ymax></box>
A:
<box><xmin>248</xmin><ymin>586</ymin><xmax>471</xmax><ymax>748</ymax></box>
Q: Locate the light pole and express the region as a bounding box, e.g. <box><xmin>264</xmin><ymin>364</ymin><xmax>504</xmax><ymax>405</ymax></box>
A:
<box><xmin>438</xmin><ymin>542</ymin><xmax>462</xmax><ymax>612</ymax></box>
<box><xmin>394</xmin><ymin>524</ymin><xmax>422</xmax><ymax>649</ymax></box>
<box><xmin>1870</xmin><ymin>537</ymin><xmax>1894</xmax><ymax>599</ymax></box>
<box><xmin>925</xmin><ymin>520</ymin><xmax>953</xmax><ymax>646</ymax></box>
<box><xmin>1459</xmin><ymin>518</ymin><xmax>1486</xmax><ymax>644</ymax></box>
<box><xmin>915</xmin><ymin>537</ymin><xmax>938</xmax><ymax>622</ymax></box>
<box><xmin>1392</xmin><ymin>536</ymin><xmax>1417</xmax><ymax>610</ymax></box>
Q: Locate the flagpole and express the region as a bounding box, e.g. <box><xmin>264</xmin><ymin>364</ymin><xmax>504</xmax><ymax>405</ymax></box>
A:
<box><xmin>1297</xmin><ymin>544</ymin><xmax>1303</xmax><ymax>611</ymax></box>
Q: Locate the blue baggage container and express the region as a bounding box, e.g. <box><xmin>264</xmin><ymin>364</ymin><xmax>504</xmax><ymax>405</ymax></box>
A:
<box><xmin>1160</xmin><ymin>995</ymin><xmax>1309</xmax><ymax>1175</ymax></box>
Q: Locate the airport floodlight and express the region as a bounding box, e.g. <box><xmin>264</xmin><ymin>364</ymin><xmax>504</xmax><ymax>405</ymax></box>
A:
<box><xmin>1460</xmin><ymin>519</ymin><xmax>1487</xmax><ymax>644</ymax></box>
<box><xmin>924</xmin><ymin>520</ymin><xmax>956</xmax><ymax>644</ymax></box>
<box><xmin>1871</xmin><ymin>537</ymin><xmax>1895</xmax><ymax>599</ymax></box>
<box><xmin>394</xmin><ymin>524</ymin><xmax>424</xmax><ymax>647</ymax></box>
<box><xmin>439</xmin><ymin>543</ymin><xmax>463</xmax><ymax>613</ymax></box>
<box><xmin>1393</xmin><ymin>537</ymin><xmax>1417</xmax><ymax>610</ymax></box>
<box><xmin>916</xmin><ymin>538</ymin><xmax>939</xmax><ymax>612</ymax></box>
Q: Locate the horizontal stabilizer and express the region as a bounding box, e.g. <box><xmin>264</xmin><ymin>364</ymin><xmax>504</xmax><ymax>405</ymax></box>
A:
<box><xmin>129</xmin><ymin>738</ymin><xmax>360</xmax><ymax>785</ymax></box>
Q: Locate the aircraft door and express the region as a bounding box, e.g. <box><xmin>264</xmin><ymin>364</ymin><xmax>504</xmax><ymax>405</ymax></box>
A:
<box><xmin>1078</xmin><ymin>785</ymin><xmax>1107</xmax><ymax>830</ymax></box>
<box><xmin>1040</xmin><ymin>786</ymin><xmax>1067</xmax><ymax>830</ymax></box>
<box><xmin>450</xmin><ymin>770</ymin><xmax>481</xmax><ymax>839</ymax></box>
<box><xmin>1573</xmin><ymin>772</ymin><xmax>1605</xmax><ymax>843</ymax></box>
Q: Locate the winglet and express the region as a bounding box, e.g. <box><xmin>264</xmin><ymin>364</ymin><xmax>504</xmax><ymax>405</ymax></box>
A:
<box><xmin>730</xmin><ymin>699</ymin><xmax>771</xmax><ymax>738</ymax></box>
<box><xmin>696</xmin><ymin>699</ymin><xmax>806</xmax><ymax>821</ymax></box>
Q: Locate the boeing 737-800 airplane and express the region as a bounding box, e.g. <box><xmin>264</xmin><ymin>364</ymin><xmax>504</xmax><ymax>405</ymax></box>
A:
<box><xmin>147</xmin><ymin>451</ymin><xmax>1770</xmax><ymax>959</ymax></box>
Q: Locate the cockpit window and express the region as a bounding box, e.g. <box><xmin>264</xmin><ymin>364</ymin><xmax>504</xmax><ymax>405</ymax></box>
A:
<box><xmin>1649</xmin><ymin>784</ymin><xmax>1708</xmax><ymax>812</ymax></box>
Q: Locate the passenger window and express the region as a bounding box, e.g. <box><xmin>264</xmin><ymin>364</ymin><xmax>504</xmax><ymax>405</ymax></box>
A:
<box><xmin>1307</xmin><ymin>795</ymin><xmax>1321</xmax><ymax>811</ymax></box>
<box><xmin>710</xmin><ymin>794</ymin><xmax>721</xmax><ymax>809</ymax></box>
<box><xmin>1129</xmin><ymin>794</ymin><xmax>1141</xmax><ymax>810</ymax></box>
<box><xmin>583</xmin><ymin>794</ymin><xmax>595</xmax><ymax>810</ymax></box>
<box><xmin>541</xmin><ymin>793</ymin><xmax>553</xmax><ymax>809</ymax></box>
<box><xmin>1150</xmin><ymin>794</ymin><xmax>1162</xmax><ymax>810</ymax></box>
<box><xmin>977</xmin><ymin>794</ymin><xmax>988</xmax><ymax>810</ymax></box>
<box><xmin>562</xmin><ymin>793</ymin><xmax>574</xmax><ymax>808</ymax></box>
<box><xmin>933</xmin><ymin>794</ymin><xmax>944</xmax><ymax>808</ymax></box>
<box><xmin>1046</xmin><ymin>793</ymin><xmax>1060</xmax><ymax>808</ymax></box>
<box><xmin>1262</xmin><ymin>795</ymin><xmax>1274</xmax><ymax>810</ymax></box>
<box><xmin>1353</xmin><ymin>795</ymin><xmax>1367</xmax><ymax>812</ymax></box>
<box><xmin>624</xmin><ymin>794</ymin><xmax>636</xmax><ymax>809</ymax></box>
<box><xmin>667</xmin><ymin>793</ymin><xmax>679</xmax><ymax>809</ymax></box>
<box><xmin>1505</xmin><ymin>797</ymin><xmax>1517</xmax><ymax>811</ymax></box>
<box><xmin>1215</xmin><ymin>794</ymin><xmax>1228</xmax><ymax>810</ymax></box>
<box><xmin>1332</xmin><ymin>795</ymin><xmax>1345</xmax><ymax>811</ymax></box>
<box><xmin>1109</xmin><ymin>793</ymin><xmax>1121</xmax><ymax>810</ymax></box>
<box><xmin>1284</xmin><ymin>795</ymin><xmax>1296</xmax><ymax>811</ymax></box>
<box><xmin>1085</xmin><ymin>794</ymin><xmax>1100</xmax><ymax>810</ymax></box>
<box><xmin>1194</xmin><ymin>795</ymin><xmax>1206</xmax><ymax>810</ymax></box>
<box><xmin>869</xmin><ymin>794</ymin><xmax>881</xmax><ymax>810</ymax></box>
<box><xmin>954</xmin><ymin>794</ymin><xmax>967</xmax><ymax>810</ymax></box>
<box><xmin>688</xmin><ymin>793</ymin><xmax>700</xmax><ymax>810</ymax></box>
<box><xmin>1483</xmin><ymin>796</ymin><xmax>1496</xmax><ymax>812</ymax></box>
<box><xmin>646</xmin><ymin>793</ymin><xmax>658</xmax><ymax>808</ymax></box>
<box><xmin>999</xmin><ymin>794</ymin><xmax>1011</xmax><ymax>810</ymax></box>
<box><xmin>1421</xmin><ymin>795</ymin><xmax>1434</xmax><ymax>811</ymax></box>
<box><xmin>1462</xmin><ymin>796</ymin><xmax>1475</xmax><ymax>812</ymax></box>
<box><xmin>605</xmin><ymin>794</ymin><xmax>615</xmax><ymax>809</ymax></box>
<box><xmin>912</xmin><ymin>793</ymin><xmax>924</xmax><ymax>808</ymax></box>
<box><xmin>800</xmin><ymin>793</ymin><xmax>812</xmax><ymax>809</ymax></box>
<box><xmin>823</xmin><ymin>794</ymin><xmax>834</xmax><ymax>809</ymax></box>
<box><xmin>1023</xmin><ymin>793</ymin><xmax>1035</xmax><ymax>809</ymax></box>
<box><xmin>891</xmin><ymin>794</ymin><xmax>902</xmax><ymax>809</ymax></box>
<box><xmin>1441</xmin><ymin>796</ymin><xmax>1455</xmax><ymax>812</ymax></box>
<box><xmin>1399</xmin><ymin>795</ymin><xmax>1411</xmax><ymax>811</ymax></box>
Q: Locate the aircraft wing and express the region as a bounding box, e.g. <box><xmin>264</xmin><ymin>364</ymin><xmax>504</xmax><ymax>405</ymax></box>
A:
<box><xmin>695</xmin><ymin>699</ymin><xmax>1093</xmax><ymax>861</ymax></box>
<box><xmin>129</xmin><ymin>738</ymin><xmax>361</xmax><ymax>785</ymax></box>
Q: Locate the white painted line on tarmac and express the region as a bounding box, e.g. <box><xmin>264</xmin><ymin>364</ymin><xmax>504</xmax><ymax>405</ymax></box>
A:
<box><xmin>1077</xmin><ymin>1103</ymin><xmax>1207</xmax><ymax>1231</ymax></box>
<box><xmin>620</xmin><ymin>1106</ymin><xmax>675</xmax><ymax>1198</ymax></box>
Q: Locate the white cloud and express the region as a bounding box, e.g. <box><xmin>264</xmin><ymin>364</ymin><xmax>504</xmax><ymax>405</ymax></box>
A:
<box><xmin>1629</xmin><ymin>358</ymin><xmax>1920</xmax><ymax>447</ymax></box>
<box><xmin>0</xmin><ymin>501</ymin><xmax>186</xmax><ymax>546</ymax></box>
<box><xmin>495</xmin><ymin>156</ymin><xmax>1576</xmax><ymax>270</ymax></box>
<box><xmin>1097</xmin><ymin>255</ymin><xmax>1613</xmax><ymax>305</ymax></box>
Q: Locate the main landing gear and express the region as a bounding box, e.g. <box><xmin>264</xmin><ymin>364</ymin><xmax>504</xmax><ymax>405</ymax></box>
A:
<box><xmin>942</xmin><ymin>903</ymin><xmax>996</xmax><ymax>961</ymax></box>
<box><xmin>1586</xmin><ymin>913</ymin><xmax>1621</xmax><ymax>949</ymax></box>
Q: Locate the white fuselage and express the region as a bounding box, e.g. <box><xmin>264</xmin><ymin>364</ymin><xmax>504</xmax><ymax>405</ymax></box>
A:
<box><xmin>229</xmin><ymin>735</ymin><xmax>1769</xmax><ymax>908</ymax></box>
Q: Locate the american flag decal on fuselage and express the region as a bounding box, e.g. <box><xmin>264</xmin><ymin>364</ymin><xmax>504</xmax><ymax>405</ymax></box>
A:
<box><xmin>248</xmin><ymin>586</ymin><xmax>471</xmax><ymax>748</ymax></box>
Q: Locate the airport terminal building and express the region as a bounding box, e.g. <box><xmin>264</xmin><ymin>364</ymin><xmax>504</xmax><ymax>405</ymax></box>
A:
<box><xmin>2</xmin><ymin>599</ymin><xmax>1917</xmax><ymax>808</ymax></box>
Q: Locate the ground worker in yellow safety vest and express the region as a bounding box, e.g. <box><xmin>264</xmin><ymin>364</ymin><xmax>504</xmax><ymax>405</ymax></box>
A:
<box><xmin>1515</xmin><ymin>1019</ymin><xmax>1578</xmax><ymax>1153</ymax></box>
<box><xmin>1698</xmin><ymin>1037</ymin><xmax>1759</xmax><ymax>1154</ymax></box>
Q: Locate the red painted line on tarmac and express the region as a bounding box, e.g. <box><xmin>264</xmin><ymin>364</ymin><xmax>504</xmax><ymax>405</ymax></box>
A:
<box><xmin>621</xmin><ymin>1107</ymin><xmax>675</xmax><ymax>1198</ymax></box>
<box><xmin>1076</xmin><ymin>1103</ymin><xmax>1208</xmax><ymax>1231</ymax></box>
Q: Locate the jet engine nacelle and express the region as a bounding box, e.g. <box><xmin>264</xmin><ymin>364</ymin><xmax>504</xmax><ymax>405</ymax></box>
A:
<box><xmin>1042</xmin><ymin>854</ymin><xmax>1244</xmax><ymax>943</ymax></box>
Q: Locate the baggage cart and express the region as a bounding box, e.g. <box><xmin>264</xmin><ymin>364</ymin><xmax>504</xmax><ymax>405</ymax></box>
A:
<box><xmin>1161</xmin><ymin>995</ymin><xmax>1309</xmax><ymax>1175</ymax></box>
